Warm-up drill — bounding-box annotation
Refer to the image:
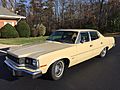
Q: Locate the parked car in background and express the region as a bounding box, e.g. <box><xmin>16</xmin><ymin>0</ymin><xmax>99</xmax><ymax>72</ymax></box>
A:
<box><xmin>5</xmin><ymin>29</ymin><xmax>115</xmax><ymax>80</ymax></box>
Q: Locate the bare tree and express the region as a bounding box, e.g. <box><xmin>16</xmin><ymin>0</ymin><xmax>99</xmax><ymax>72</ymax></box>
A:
<box><xmin>1</xmin><ymin>0</ymin><xmax>7</xmax><ymax>8</ymax></box>
<box><xmin>26</xmin><ymin>0</ymin><xmax>120</xmax><ymax>34</ymax></box>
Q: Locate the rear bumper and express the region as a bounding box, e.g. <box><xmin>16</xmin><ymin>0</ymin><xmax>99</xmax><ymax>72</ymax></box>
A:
<box><xmin>4</xmin><ymin>59</ymin><xmax>42</xmax><ymax>79</ymax></box>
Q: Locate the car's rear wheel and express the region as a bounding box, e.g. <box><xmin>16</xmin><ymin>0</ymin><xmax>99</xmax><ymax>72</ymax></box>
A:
<box><xmin>48</xmin><ymin>60</ymin><xmax>65</xmax><ymax>80</ymax></box>
<box><xmin>99</xmin><ymin>48</ymin><xmax>107</xmax><ymax>58</ymax></box>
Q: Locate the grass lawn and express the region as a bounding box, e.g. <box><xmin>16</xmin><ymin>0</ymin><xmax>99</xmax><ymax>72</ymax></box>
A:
<box><xmin>0</xmin><ymin>36</ymin><xmax>48</xmax><ymax>45</ymax></box>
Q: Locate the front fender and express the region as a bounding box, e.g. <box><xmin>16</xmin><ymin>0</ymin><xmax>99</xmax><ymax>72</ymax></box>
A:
<box><xmin>39</xmin><ymin>56</ymin><xmax>71</xmax><ymax>74</ymax></box>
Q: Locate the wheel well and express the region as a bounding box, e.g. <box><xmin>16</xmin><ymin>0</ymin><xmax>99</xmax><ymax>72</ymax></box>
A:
<box><xmin>62</xmin><ymin>58</ymin><xmax>70</xmax><ymax>67</ymax></box>
<box><xmin>106</xmin><ymin>46</ymin><xmax>109</xmax><ymax>50</ymax></box>
<box><xmin>46</xmin><ymin>58</ymin><xmax>70</xmax><ymax>74</ymax></box>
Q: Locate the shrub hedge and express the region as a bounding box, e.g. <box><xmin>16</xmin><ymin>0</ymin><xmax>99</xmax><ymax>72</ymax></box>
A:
<box><xmin>36</xmin><ymin>24</ymin><xmax>46</xmax><ymax>36</ymax></box>
<box><xmin>0</xmin><ymin>24</ymin><xmax>19</xmax><ymax>38</ymax></box>
<box><xmin>16</xmin><ymin>20</ymin><xmax>30</xmax><ymax>37</ymax></box>
<box><xmin>31</xmin><ymin>28</ymin><xmax>38</xmax><ymax>37</ymax></box>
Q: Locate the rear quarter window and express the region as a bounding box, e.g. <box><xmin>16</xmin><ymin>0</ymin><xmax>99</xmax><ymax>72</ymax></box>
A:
<box><xmin>90</xmin><ymin>31</ymin><xmax>99</xmax><ymax>41</ymax></box>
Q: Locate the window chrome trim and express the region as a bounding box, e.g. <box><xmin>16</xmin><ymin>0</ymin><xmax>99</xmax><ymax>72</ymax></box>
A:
<box><xmin>75</xmin><ymin>32</ymin><xmax>81</xmax><ymax>44</ymax></box>
<box><xmin>88</xmin><ymin>31</ymin><xmax>92</xmax><ymax>41</ymax></box>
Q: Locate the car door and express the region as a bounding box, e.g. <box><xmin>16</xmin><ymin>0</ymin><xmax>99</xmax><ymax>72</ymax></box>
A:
<box><xmin>75</xmin><ymin>32</ymin><xmax>94</xmax><ymax>64</ymax></box>
<box><xmin>89</xmin><ymin>31</ymin><xmax>103</xmax><ymax>56</ymax></box>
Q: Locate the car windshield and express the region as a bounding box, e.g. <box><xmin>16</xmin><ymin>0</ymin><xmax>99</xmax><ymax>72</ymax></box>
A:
<box><xmin>47</xmin><ymin>31</ymin><xmax>78</xmax><ymax>44</ymax></box>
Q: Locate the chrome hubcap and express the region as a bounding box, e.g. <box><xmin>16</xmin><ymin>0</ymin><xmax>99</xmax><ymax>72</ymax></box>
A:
<box><xmin>55</xmin><ymin>61</ymin><xmax>64</xmax><ymax>77</ymax></box>
<box><xmin>101</xmin><ymin>48</ymin><xmax>106</xmax><ymax>57</ymax></box>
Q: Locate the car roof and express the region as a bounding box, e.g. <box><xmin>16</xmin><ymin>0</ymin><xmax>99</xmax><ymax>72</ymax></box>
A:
<box><xmin>57</xmin><ymin>29</ymin><xmax>98</xmax><ymax>32</ymax></box>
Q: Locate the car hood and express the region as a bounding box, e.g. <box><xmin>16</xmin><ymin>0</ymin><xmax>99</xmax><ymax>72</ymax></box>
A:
<box><xmin>8</xmin><ymin>41</ymin><xmax>72</xmax><ymax>58</ymax></box>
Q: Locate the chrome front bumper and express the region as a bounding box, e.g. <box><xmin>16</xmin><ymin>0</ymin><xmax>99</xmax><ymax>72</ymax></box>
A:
<box><xmin>4</xmin><ymin>59</ymin><xmax>42</xmax><ymax>79</ymax></box>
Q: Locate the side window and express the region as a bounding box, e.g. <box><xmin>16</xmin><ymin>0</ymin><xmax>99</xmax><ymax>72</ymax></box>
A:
<box><xmin>80</xmin><ymin>32</ymin><xmax>90</xmax><ymax>43</ymax></box>
<box><xmin>90</xmin><ymin>31</ymin><xmax>99</xmax><ymax>41</ymax></box>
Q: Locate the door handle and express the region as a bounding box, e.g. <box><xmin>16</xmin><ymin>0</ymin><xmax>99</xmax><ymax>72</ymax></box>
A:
<box><xmin>90</xmin><ymin>45</ymin><xmax>93</xmax><ymax>47</ymax></box>
<box><xmin>101</xmin><ymin>42</ymin><xmax>103</xmax><ymax>44</ymax></box>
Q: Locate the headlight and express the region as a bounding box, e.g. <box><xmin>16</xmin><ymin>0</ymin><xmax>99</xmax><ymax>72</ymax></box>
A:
<box><xmin>25</xmin><ymin>59</ymin><xmax>30</xmax><ymax>64</ymax></box>
<box><xmin>19</xmin><ymin>58</ymin><xmax>25</xmax><ymax>64</ymax></box>
<box><xmin>25</xmin><ymin>58</ymin><xmax>39</xmax><ymax>68</ymax></box>
<box><xmin>32</xmin><ymin>60</ymin><xmax>37</xmax><ymax>66</ymax></box>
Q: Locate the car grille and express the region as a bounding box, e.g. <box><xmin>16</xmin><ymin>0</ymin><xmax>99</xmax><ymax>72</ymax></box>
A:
<box><xmin>7</xmin><ymin>54</ymin><xmax>20</xmax><ymax>64</ymax></box>
<box><xmin>7</xmin><ymin>54</ymin><xmax>37</xmax><ymax>69</ymax></box>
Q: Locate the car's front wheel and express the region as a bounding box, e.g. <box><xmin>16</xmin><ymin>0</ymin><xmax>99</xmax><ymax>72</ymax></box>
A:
<box><xmin>48</xmin><ymin>60</ymin><xmax>65</xmax><ymax>80</ymax></box>
<box><xmin>99</xmin><ymin>48</ymin><xmax>107</xmax><ymax>58</ymax></box>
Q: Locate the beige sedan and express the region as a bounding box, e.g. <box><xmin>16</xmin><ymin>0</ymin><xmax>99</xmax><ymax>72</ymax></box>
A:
<box><xmin>5</xmin><ymin>29</ymin><xmax>115</xmax><ymax>80</ymax></box>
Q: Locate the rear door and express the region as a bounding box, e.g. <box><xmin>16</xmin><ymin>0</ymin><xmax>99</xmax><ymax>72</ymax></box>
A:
<box><xmin>75</xmin><ymin>32</ymin><xmax>94</xmax><ymax>64</ymax></box>
<box><xmin>89</xmin><ymin>31</ymin><xmax>103</xmax><ymax>56</ymax></box>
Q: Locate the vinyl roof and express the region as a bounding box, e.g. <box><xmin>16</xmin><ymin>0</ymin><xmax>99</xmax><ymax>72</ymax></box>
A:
<box><xmin>0</xmin><ymin>7</ymin><xmax>26</xmax><ymax>19</ymax></box>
